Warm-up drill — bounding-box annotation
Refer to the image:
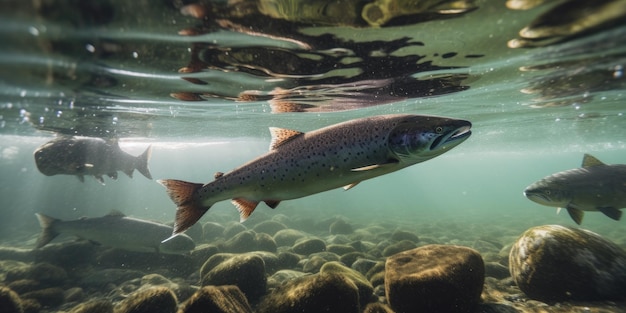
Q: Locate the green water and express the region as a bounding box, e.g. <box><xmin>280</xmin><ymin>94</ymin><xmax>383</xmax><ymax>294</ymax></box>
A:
<box><xmin>1</xmin><ymin>0</ymin><xmax>626</xmax><ymax>244</ymax></box>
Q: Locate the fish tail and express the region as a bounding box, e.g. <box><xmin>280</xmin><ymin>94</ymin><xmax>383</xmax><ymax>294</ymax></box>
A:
<box><xmin>35</xmin><ymin>213</ymin><xmax>60</xmax><ymax>248</ymax></box>
<box><xmin>136</xmin><ymin>145</ymin><xmax>153</xmax><ymax>180</ymax></box>
<box><xmin>157</xmin><ymin>179</ymin><xmax>209</xmax><ymax>235</ymax></box>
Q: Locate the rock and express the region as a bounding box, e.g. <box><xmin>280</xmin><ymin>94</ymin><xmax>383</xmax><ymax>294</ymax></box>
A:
<box><xmin>20</xmin><ymin>298</ymin><xmax>40</xmax><ymax>313</ymax></box>
<box><xmin>254</xmin><ymin>233</ymin><xmax>278</xmax><ymax>253</ymax></box>
<box><xmin>351</xmin><ymin>258</ymin><xmax>378</xmax><ymax>276</ymax></box>
<box><xmin>302</xmin><ymin>256</ymin><xmax>327</xmax><ymax>273</ymax></box>
<box><xmin>320</xmin><ymin>261</ymin><xmax>375</xmax><ymax>307</ymax></box>
<box><xmin>0</xmin><ymin>286</ymin><xmax>23</xmax><ymax>313</ymax></box>
<box><xmin>509</xmin><ymin>225</ymin><xmax>626</xmax><ymax>302</ymax></box>
<box><xmin>363</xmin><ymin>302</ymin><xmax>394</xmax><ymax>313</ymax></box>
<box><xmin>257</xmin><ymin>273</ymin><xmax>360</xmax><ymax>313</ymax></box>
<box><xmin>293</xmin><ymin>238</ymin><xmax>326</xmax><ymax>255</ymax></box>
<box><xmin>223</xmin><ymin>231</ymin><xmax>256</xmax><ymax>253</ymax></box>
<box><xmin>115</xmin><ymin>286</ymin><xmax>177</xmax><ymax>313</ymax></box>
<box><xmin>0</xmin><ymin>247</ymin><xmax>34</xmax><ymax>262</ymax></box>
<box><xmin>382</xmin><ymin>240</ymin><xmax>416</xmax><ymax>257</ymax></box>
<box><xmin>273</xmin><ymin>229</ymin><xmax>307</xmax><ymax>247</ymax></box>
<box><xmin>33</xmin><ymin>241</ymin><xmax>98</xmax><ymax>268</ymax></box>
<box><xmin>201</xmin><ymin>253</ymin><xmax>267</xmax><ymax>303</ymax></box>
<box><xmin>340</xmin><ymin>252</ymin><xmax>367</xmax><ymax>267</ymax></box>
<box><xmin>326</xmin><ymin>235</ymin><xmax>351</xmax><ymax>245</ymax></box>
<box><xmin>7</xmin><ymin>280</ymin><xmax>39</xmax><ymax>294</ymax></box>
<box><xmin>190</xmin><ymin>244</ymin><xmax>219</xmax><ymax>267</ymax></box>
<box><xmin>20</xmin><ymin>287</ymin><xmax>65</xmax><ymax>308</ymax></box>
<box><xmin>69</xmin><ymin>299</ymin><xmax>113</xmax><ymax>313</ymax></box>
<box><xmin>253</xmin><ymin>220</ymin><xmax>287</xmax><ymax>236</ymax></box>
<box><xmin>327</xmin><ymin>244</ymin><xmax>357</xmax><ymax>255</ymax></box>
<box><xmin>390</xmin><ymin>230</ymin><xmax>419</xmax><ymax>243</ymax></box>
<box><xmin>64</xmin><ymin>287</ymin><xmax>85</xmax><ymax>303</ymax></box>
<box><xmin>200</xmin><ymin>253</ymin><xmax>235</xmax><ymax>277</ymax></box>
<box><xmin>267</xmin><ymin>270</ymin><xmax>307</xmax><ymax>288</ymax></box>
<box><xmin>6</xmin><ymin>262</ymin><xmax>68</xmax><ymax>287</ymax></box>
<box><xmin>248</xmin><ymin>251</ymin><xmax>280</xmax><ymax>274</ymax></box>
<box><xmin>81</xmin><ymin>269</ymin><xmax>144</xmax><ymax>288</ymax></box>
<box><xmin>385</xmin><ymin>244</ymin><xmax>485</xmax><ymax>313</ymax></box>
<box><xmin>277</xmin><ymin>252</ymin><xmax>300</xmax><ymax>269</ymax></box>
<box><xmin>203</xmin><ymin>222</ymin><xmax>225</xmax><ymax>241</ymax></box>
<box><xmin>484</xmin><ymin>262</ymin><xmax>510</xmax><ymax>279</ymax></box>
<box><xmin>329</xmin><ymin>220</ymin><xmax>353</xmax><ymax>235</ymax></box>
<box><xmin>223</xmin><ymin>223</ymin><xmax>247</xmax><ymax>238</ymax></box>
<box><xmin>185</xmin><ymin>223</ymin><xmax>204</xmax><ymax>243</ymax></box>
<box><xmin>179</xmin><ymin>285</ymin><xmax>252</xmax><ymax>313</ymax></box>
<box><xmin>365</xmin><ymin>261</ymin><xmax>386</xmax><ymax>287</ymax></box>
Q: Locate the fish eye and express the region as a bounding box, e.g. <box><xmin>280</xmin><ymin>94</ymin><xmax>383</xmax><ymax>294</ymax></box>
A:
<box><xmin>435</xmin><ymin>127</ymin><xmax>443</xmax><ymax>134</ymax></box>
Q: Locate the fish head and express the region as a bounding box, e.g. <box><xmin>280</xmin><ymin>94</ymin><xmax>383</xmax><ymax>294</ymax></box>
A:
<box><xmin>387</xmin><ymin>115</ymin><xmax>472</xmax><ymax>163</ymax></box>
<box><xmin>34</xmin><ymin>141</ymin><xmax>88</xmax><ymax>176</ymax></box>
<box><xmin>524</xmin><ymin>179</ymin><xmax>571</xmax><ymax>208</ymax></box>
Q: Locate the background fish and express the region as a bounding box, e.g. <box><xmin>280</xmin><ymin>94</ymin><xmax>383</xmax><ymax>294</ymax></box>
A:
<box><xmin>524</xmin><ymin>154</ymin><xmax>626</xmax><ymax>224</ymax></box>
<box><xmin>34</xmin><ymin>136</ymin><xmax>152</xmax><ymax>184</ymax></box>
<box><xmin>159</xmin><ymin>114</ymin><xmax>471</xmax><ymax>237</ymax></box>
<box><xmin>35</xmin><ymin>211</ymin><xmax>195</xmax><ymax>255</ymax></box>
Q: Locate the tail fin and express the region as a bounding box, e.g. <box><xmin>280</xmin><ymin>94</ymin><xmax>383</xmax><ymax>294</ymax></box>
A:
<box><xmin>35</xmin><ymin>213</ymin><xmax>60</xmax><ymax>248</ymax></box>
<box><xmin>157</xmin><ymin>179</ymin><xmax>209</xmax><ymax>235</ymax></box>
<box><xmin>136</xmin><ymin>145</ymin><xmax>153</xmax><ymax>180</ymax></box>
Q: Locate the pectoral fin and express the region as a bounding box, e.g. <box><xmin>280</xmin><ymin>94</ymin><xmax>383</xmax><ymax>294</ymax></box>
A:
<box><xmin>566</xmin><ymin>206</ymin><xmax>584</xmax><ymax>225</ymax></box>
<box><xmin>232</xmin><ymin>198</ymin><xmax>259</xmax><ymax>222</ymax></box>
<box><xmin>343</xmin><ymin>182</ymin><xmax>360</xmax><ymax>190</ymax></box>
<box><xmin>351</xmin><ymin>160</ymin><xmax>399</xmax><ymax>172</ymax></box>
<box><xmin>598</xmin><ymin>207</ymin><xmax>622</xmax><ymax>221</ymax></box>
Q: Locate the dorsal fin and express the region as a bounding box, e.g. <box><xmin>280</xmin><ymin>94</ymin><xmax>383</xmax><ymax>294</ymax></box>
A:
<box><xmin>582</xmin><ymin>154</ymin><xmax>605</xmax><ymax>168</ymax></box>
<box><xmin>107</xmin><ymin>210</ymin><xmax>126</xmax><ymax>217</ymax></box>
<box><xmin>269</xmin><ymin>127</ymin><xmax>304</xmax><ymax>150</ymax></box>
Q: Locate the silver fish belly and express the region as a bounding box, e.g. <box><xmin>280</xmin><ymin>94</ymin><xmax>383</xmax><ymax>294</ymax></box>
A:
<box><xmin>159</xmin><ymin>114</ymin><xmax>471</xmax><ymax>237</ymax></box>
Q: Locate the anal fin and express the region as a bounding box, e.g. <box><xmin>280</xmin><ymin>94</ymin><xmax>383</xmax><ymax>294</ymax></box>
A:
<box><xmin>232</xmin><ymin>198</ymin><xmax>259</xmax><ymax>222</ymax></box>
<box><xmin>598</xmin><ymin>207</ymin><xmax>622</xmax><ymax>221</ymax></box>
<box><xmin>566</xmin><ymin>206</ymin><xmax>584</xmax><ymax>225</ymax></box>
<box><xmin>343</xmin><ymin>182</ymin><xmax>360</xmax><ymax>190</ymax></box>
<box><xmin>264</xmin><ymin>200</ymin><xmax>281</xmax><ymax>209</ymax></box>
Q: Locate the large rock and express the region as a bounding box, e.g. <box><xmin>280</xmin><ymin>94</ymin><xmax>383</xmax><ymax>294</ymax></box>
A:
<box><xmin>257</xmin><ymin>273</ymin><xmax>360</xmax><ymax>313</ymax></box>
<box><xmin>179</xmin><ymin>285</ymin><xmax>252</xmax><ymax>313</ymax></box>
<box><xmin>0</xmin><ymin>286</ymin><xmax>23</xmax><ymax>313</ymax></box>
<box><xmin>385</xmin><ymin>244</ymin><xmax>484</xmax><ymax>313</ymax></box>
<box><xmin>200</xmin><ymin>253</ymin><xmax>267</xmax><ymax>303</ymax></box>
<box><xmin>509</xmin><ymin>225</ymin><xmax>626</xmax><ymax>302</ymax></box>
<box><xmin>115</xmin><ymin>286</ymin><xmax>178</xmax><ymax>313</ymax></box>
<box><xmin>320</xmin><ymin>261</ymin><xmax>375</xmax><ymax>307</ymax></box>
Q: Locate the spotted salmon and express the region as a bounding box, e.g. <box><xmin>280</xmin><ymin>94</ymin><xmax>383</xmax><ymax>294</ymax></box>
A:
<box><xmin>159</xmin><ymin>114</ymin><xmax>471</xmax><ymax>239</ymax></box>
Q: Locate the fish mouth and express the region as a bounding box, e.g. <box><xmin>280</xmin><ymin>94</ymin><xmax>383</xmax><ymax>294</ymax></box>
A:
<box><xmin>431</xmin><ymin>123</ymin><xmax>472</xmax><ymax>151</ymax></box>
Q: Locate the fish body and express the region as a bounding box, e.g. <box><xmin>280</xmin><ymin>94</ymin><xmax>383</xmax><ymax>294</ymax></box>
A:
<box><xmin>524</xmin><ymin>154</ymin><xmax>626</xmax><ymax>224</ymax></box>
<box><xmin>159</xmin><ymin>114</ymin><xmax>472</xmax><ymax>237</ymax></box>
<box><xmin>34</xmin><ymin>136</ymin><xmax>152</xmax><ymax>184</ymax></box>
<box><xmin>35</xmin><ymin>212</ymin><xmax>195</xmax><ymax>254</ymax></box>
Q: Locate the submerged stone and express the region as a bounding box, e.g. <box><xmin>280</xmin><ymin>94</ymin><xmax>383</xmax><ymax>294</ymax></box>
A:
<box><xmin>68</xmin><ymin>299</ymin><xmax>113</xmax><ymax>313</ymax></box>
<box><xmin>385</xmin><ymin>244</ymin><xmax>484</xmax><ymax>313</ymax></box>
<box><xmin>257</xmin><ymin>272</ymin><xmax>360</xmax><ymax>313</ymax></box>
<box><xmin>509</xmin><ymin>225</ymin><xmax>626</xmax><ymax>302</ymax></box>
<box><xmin>115</xmin><ymin>286</ymin><xmax>177</xmax><ymax>313</ymax></box>
<box><xmin>0</xmin><ymin>286</ymin><xmax>23</xmax><ymax>313</ymax></box>
<box><xmin>200</xmin><ymin>253</ymin><xmax>267</xmax><ymax>303</ymax></box>
<box><xmin>179</xmin><ymin>285</ymin><xmax>252</xmax><ymax>313</ymax></box>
